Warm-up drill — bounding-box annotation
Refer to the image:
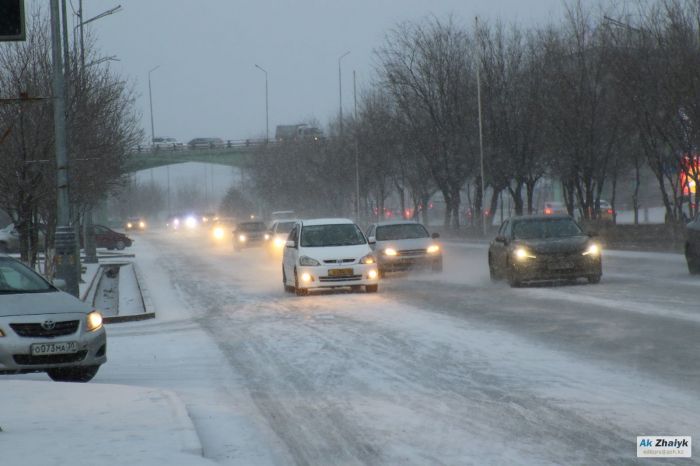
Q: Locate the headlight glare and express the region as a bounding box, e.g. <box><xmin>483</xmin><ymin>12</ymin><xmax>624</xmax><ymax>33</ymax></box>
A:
<box><xmin>213</xmin><ymin>227</ymin><xmax>225</xmax><ymax>239</ymax></box>
<box><xmin>86</xmin><ymin>311</ymin><xmax>103</xmax><ymax>332</ymax></box>
<box><xmin>360</xmin><ymin>254</ymin><xmax>375</xmax><ymax>264</ymax></box>
<box><xmin>582</xmin><ymin>243</ymin><xmax>601</xmax><ymax>256</ymax></box>
<box><xmin>427</xmin><ymin>244</ymin><xmax>440</xmax><ymax>254</ymax></box>
<box><xmin>126</xmin><ymin>222</ymin><xmax>133</xmax><ymax>228</ymax></box>
<box><xmin>238</xmin><ymin>234</ymin><xmax>247</xmax><ymax>242</ymax></box>
<box><xmin>384</xmin><ymin>248</ymin><xmax>397</xmax><ymax>256</ymax></box>
<box><xmin>514</xmin><ymin>247</ymin><xmax>536</xmax><ymax>261</ymax></box>
<box><xmin>139</xmin><ymin>221</ymin><xmax>146</xmax><ymax>228</ymax></box>
<box><xmin>264</xmin><ymin>233</ymin><xmax>271</xmax><ymax>240</ymax></box>
<box><xmin>299</xmin><ymin>255</ymin><xmax>321</xmax><ymax>266</ymax></box>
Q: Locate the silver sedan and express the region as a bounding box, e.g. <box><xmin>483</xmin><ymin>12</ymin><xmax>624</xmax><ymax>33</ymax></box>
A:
<box><xmin>0</xmin><ymin>256</ymin><xmax>106</xmax><ymax>382</ymax></box>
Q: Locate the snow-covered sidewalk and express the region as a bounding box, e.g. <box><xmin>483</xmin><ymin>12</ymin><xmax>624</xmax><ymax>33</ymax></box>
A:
<box><xmin>0</xmin><ymin>381</ymin><xmax>213</xmax><ymax>466</ymax></box>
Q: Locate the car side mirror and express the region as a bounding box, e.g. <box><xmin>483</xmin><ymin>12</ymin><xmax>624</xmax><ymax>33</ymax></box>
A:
<box><xmin>53</xmin><ymin>278</ymin><xmax>67</xmax><ymax>291</ymax></box>
<box><xmin>431</xmin><ymin>232</ymin><xmax>440</xmax><ymax>239</ymax></box>
<box><xmin>495</xmin><ymin>235</ymin><xmax>507</xmax><ymax>243</ymax></box>
<box><xmin>285</xmin><ymin>240</ymin><xmax>296</xmax><ymax>248</ymax></box>
<box><xmin>368</xmin><ymin>236</ymin><xmax>376</xmax><ymax>244</ymax></box>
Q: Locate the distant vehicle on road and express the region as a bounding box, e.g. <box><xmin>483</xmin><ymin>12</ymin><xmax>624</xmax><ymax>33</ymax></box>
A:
<box><xmin>275</xmin><ymin>124</ymin><xmax>323</xmax><ymax>142</ymax></box>
<box><xmin>366</xmin><ymin>220</ymin><xmax>442</xmax><ymax>275</ymax></box>
<box><xmin>488</xmin><ymin>215</ymin><xmax>602</xmax><ymax>287</ymax></box>
<box><xmin>188</xmin><ymin>137</ymin><xmax>224</xmax><ymax>149</ymax></box>
<box><xmin>543</xmin><ymin>201</ymin><xmax>567</xmax><ymax>216</ymax></box>
<box><xmin>0</xmin><ymin>255</ymin><xmax>107</xmax><ymax>382</ymax></box>
<box><xmin>282</xmin><ymin>218</ymin><xmax>379</xmax><ymax>296</ymax></box>
<box><xmin>266</xmin><ymin>219</ymin><xmax>297</xmax><ymax>256</ymax></box>
<box><xmin>232</xmin><ymin>221</ymin><xmax>268</xmax><ymax>251</ymax></box>
<box><xmin>151</xmin><ymin>137</ymin><xmax>183</xmax><ymax>150</ymax></box>
<box><xmin>0</xmin><ymin>224</ymin><xmax>45</xmax><ymax>253</ymax></box>
<box><xmin>91</xmin><ymin>225</ymin><xmax>133</xmax><ymax>251</ymax></box>
<box><xmin>125</xmin><ymin>217</ymin><xmax>146</xmax><ymax>231</ymax></box>
<box><xmin>685</xmin><ymin>214</ymin><xmax>700</xmax><ymax>274</ymax></box>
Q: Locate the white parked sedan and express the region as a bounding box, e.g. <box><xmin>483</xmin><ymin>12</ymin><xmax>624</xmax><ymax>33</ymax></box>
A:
<box><xmin>0</xmin><ymin>256</ymin><xmax>107</xmax><ymax>382</ymax></box>
<box><xmin>282</xmin><ymin>218</ymin><xmax>379</xmax><ymax>296</ymax></box>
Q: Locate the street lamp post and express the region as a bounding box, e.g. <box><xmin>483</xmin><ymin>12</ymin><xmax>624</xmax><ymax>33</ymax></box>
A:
<box><xmin>353</xmin><ymin>70</ymin><xmax>360</xmax><ymax>221</ymax></box>
<box><xmin>148</xmin><ymin>65</ymin><xmax>160</xmax><ymax>144</ymax></box>
<box><xmin>338</xmin><ymin>51</ymin><xmax>350</xmax><ymax>136</ymax></box>
<box><xmin>475</xmin><ymin>16</ymin><xmax>488</xmax><ymax>237</ymax></box>
<box><xmin>254</xmin><ymin>64</ymin><xmax>269</xmax><ymax>142</ymax></box>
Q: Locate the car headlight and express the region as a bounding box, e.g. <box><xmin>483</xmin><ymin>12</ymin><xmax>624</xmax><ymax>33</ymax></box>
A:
<box><xmin>514</xmin><ymin>247</ymin><xmax>536</xmax><ymax>261</ymax></box>
<box><xmin>264</xmin><ymin>233</ymin><xmax>271</xmax><ymax>240</ymax></box>
<box><xmin>427</xmin><ymin>244</ymin><xmax>440</xmax><ymax>254</ymax></box>
<box><xmin>86</xmin><ymin>311</ymin><xmax>103</xmax><ymax>332</ymax></box>
<box><xmin>299</xmin><ymin>255</ymin><xmax>321</xmax><ymax>266</ymax></box>
<box><xmin>213</xmin><ymin>227</ymin><xmax>225</xmax><ymax>239</ymax></box>
<box><xmin>139</xmin><ymin>221</ymin><xmax>146</xmax><ymax>228</ymax></box>
<box><xmin>238</xmin><ymin>234</ymin><xmax>247</xmax><ymax>242</ymax></box>
<box><xmin>126</xmin><ymin>222</ymin><xmax>133</xmax><ymax>228</ymax></box>
<box><xmin>360</xmin><ymin>254</ymin><xmax>375</xmax><ymax>264</ymax></box>
<box><xmin>274</xmin><ymin>237</ymin><xmax>285</xmax><ymax>248</ymax></box>
<box><xmin>384</xmin><ymin>248</ymin><xmax>398</xmax><ymax>256</ymax></box>
<box><xmin>582</xmin><ymin>243</ymin><xmax>601</xmax><ymax>256</ymax></box>
<box><xmin>185</xmin><ymin>216</ymin><xmax>197</xmax><ymax>228</ymax></box>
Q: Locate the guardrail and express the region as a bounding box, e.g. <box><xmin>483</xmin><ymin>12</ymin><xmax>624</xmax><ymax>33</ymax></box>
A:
<box><xmin>131</xmin><ymin>138</ymin><xmax>272</xmax><ymax>155</ymax></box>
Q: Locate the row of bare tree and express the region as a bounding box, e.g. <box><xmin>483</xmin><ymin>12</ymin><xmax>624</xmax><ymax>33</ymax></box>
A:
<box><xmin>249</xmin><ymin>0</ymin><xmax>700</xmax><ymax>229</ymax></box>
<box><xmin>0</xmin><ymin>10</ymin><xmax>141</xmax><ymax>267</ymax></box>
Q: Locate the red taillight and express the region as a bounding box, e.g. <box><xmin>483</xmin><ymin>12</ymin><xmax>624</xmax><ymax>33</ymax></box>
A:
<box><xmin>544</xmin><ymin>208</ymin><xmax>552</xmax><ymax>215</ymax></box>
<box><xmin>607</xmin><ymin>209</ymin><xmax>613</xmax><ymax>214</ymax></box>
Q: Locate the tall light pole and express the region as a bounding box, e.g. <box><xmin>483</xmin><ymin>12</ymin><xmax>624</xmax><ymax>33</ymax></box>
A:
<box><xmin>475</xmin><ymin>16</ymin><xmax>488</xmax><ymax>237</ymax></box>
<box><xmin>353</xmin><ymin>70</ymin><xmax>360</xmax><ymax>221</ymax></box>
<box><xmin>148</xmin><ymin>65</ymin><xmax>160</xmax><ymax>144</ymax></box>
<box><xmin>338</xmin><ymin>51</ymin><xmax>350</xmax><ymax>136</ymax></box>
<box><xmin>254</xmin><ymin>64</ymin><xmax>269</xmax><ymax>142</ymax></box>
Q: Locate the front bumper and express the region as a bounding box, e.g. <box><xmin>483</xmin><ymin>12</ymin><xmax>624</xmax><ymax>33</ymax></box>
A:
<box><xmin>0</xmin><ymin>314</ymin><xmax>107</xmax><ymax>374</ymax></box>
<box><xmin>378</xmin><ymin>253</ymin><xmax>442</xmax><ymax>272</ymax></box>
<box><xmin>512</xmin><ymin>254</ymin><xmax>601</xmax><ymax>281</ymax></box>
<box><xmin>296</xmin><ymin>263</ymin><xmax>379</xmax><ymax>289</ymax></box>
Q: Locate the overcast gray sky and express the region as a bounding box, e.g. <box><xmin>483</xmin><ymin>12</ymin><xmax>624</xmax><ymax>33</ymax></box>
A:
<box><xmin>58</xmin><ymin>0</ymin><xmax>565</xmax><ymax>143</ymax></box>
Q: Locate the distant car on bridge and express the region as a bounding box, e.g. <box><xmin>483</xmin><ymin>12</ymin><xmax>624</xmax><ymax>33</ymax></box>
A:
<box><xmin>151</xmin><ymin>137</ymin><xmax>183</xmax><ymax>150</ymax></box>
<box><xmin>188</xmin><ymin>137</ymin><xmax>224</xmax><ymax>149</ymax></box>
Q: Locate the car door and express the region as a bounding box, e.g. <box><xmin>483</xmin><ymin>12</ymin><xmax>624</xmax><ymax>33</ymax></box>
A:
<box><xmin>365</xmin><ymin>224</ymin><xmax>377</xmax><ymax>251</ymax></box>
<box><xmin>490</xmin><ymin>220</ymin><xmax>510</xmax><ymax>273</ymax></box>
<box><xmin>283</xmin><ymin>224</ymin><xmax>299</xmax><ymax>281</ymax></box>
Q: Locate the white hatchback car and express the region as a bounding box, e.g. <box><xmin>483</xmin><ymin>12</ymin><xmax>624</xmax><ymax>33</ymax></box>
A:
<box><xmin>282</xmin><ymin>218</ymin><xmax>379</xmax><ymax>296</ymax></box>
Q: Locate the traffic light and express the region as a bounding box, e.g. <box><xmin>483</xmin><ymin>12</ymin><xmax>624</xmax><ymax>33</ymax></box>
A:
<box><xmin>0</xmin><ymin>0</ymin><xmax>25</xmax><ymax>42</ymax></box>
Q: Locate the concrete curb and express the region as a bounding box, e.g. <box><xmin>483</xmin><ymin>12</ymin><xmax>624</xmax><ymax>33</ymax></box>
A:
<box><xmin>104</xmin><ymin>261</ymin><xmax>156</xmax><ymax>324</ymax></box>
<box><xmin>81</xmin><ymin>265</ymin><xmax>104</xmax><ymax>303</ymax></box>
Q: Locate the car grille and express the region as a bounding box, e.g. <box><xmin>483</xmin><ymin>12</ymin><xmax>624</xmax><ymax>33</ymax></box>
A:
<box><xmin>10</xmin><ymin>320</ymin><xmax>80</xmax><ymax>338</ymax></box>
<box><xmin>323</xmin><ymin>259</ymin><xmax>355</xmax><ymax>264</ymax></box>
<box><xmin>13</xmin><ymin>350</ymin><xmax>87</xmax><ymax>366</ymax></box>
<box><xmin>397</xmin><ymin>249</ymin><xmax>427</xmax><ymax>256</ymax></box>
<box><xmin>319</xmin><ymin>275</ymin><xmax>363</xmax><ymax>282</ymax></box>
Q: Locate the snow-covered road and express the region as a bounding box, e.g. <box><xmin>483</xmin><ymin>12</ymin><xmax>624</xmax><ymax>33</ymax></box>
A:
<box><xmin>8</xmin><ymin>230</ymin><xmax>698</xmax><ymax>465</ymax></box>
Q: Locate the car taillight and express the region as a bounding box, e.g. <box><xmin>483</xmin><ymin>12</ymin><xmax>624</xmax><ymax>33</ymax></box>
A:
<box><xmin>544</xmin><ymin>208</ymin><xmax>552</xmax><ymax>215</ymax></box>
<box><xmin>607</xmin><ymin>209</ymin><xmax>613</xmax><ymax>214</ymax></box>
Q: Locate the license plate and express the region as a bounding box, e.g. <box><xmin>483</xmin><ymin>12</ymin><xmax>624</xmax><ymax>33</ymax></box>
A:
<box><xmin>549</xmin><ymin>262</ymin><xmax>574</xmax><ymax>270</ymax></box>
<box><xmin>328</xmin><ymin>268</ymin><xmax>353</xmax><ymax>277</ymax></box>
<box><xmin>30</xmin><ymin>341</ymin><xmax>79</xmax><ymax>356</ymax></box>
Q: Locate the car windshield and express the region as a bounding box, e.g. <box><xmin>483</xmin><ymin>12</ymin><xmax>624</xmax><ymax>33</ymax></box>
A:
<box><xmin>512</xmin><ymin>218</ymin><xmax>583</xmax><ymax>239</ymax></box>
<box><xmin>0</xmin><ymin>258</ymin><xmax>55</xmax><ymax>294</ymax></box>
<box><xmin>275</xmin><ymin>221</ymin><xmax>296</xmax><ymax>234</ymax></box>
<box><xmin>301</xmin><ymin>224</ymin><xmax>366</xmax><ymax>247</ymax></box>
<box><xmin>238</xmin><ymin>222</ymin><xmax>267</xmax><ymax>232</ymax></box>
<box><xmin>376</xmin><ymin>224</ymin><xmax>429</xmax><ymax>240</ymax></box>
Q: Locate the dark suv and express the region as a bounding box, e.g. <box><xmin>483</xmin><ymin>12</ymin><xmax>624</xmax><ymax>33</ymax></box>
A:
<box><xmin>685</xmin><ymin>215</ymin><xmax>700</xmax><ymax>274</ymax></box>
<box><xmin>232</xmin><ymin>221</ymin><xmax>268</xmax><ymax>251</ymax></box>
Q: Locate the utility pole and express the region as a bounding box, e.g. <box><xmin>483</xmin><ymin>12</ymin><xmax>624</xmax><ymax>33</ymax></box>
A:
<box><xmin>254</xmin><ymin>64</ymin><xmax>269</xmax><ymax>142</ymax></box>
<box><xmin>50</xmin><ymin>0</ymin><xmax>79</xmax><ymax>296</ymax></box>
<box><xmin>338</xmin><ymin>51</ymin><xmax>350</xmax><ymax>136</ymax></box>
<box><xmin>353</xmin><ymin>70</ymin><xmax>360</xmax><ymax>221</ymax></box>
<box><xmin>148</xmin><ymin>65</ymin><xmax>160</xmax><ymax>143</ymax></box>
<box><xmin>475</xmin><ymin>16</ymin><xmax>488</xmax><ymax>237</ymax></box>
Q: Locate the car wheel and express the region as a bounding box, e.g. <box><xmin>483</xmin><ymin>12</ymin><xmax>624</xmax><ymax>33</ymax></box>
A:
<box><xmin>115</xmin><ymin>240</ymin><xmax>125</xmax><ymax>250</ymax></box>
<box><xmin>366</xmin><ymin>284</ymin><xmax>379</xmax><ymax>293</ymax></box>
<box><xmin>507</xmin><ymin>262</ymin><xmax>522</xmax><ymax>288</ymax></box>
<box><xmin>587</xmin><ymin>274</ymin><xmax>602</xmax><ymax>284</ymax></box>
<box><xmin>47</xmin><ymin>365</ymin><xmax>100</xmax><ymax>383</ymax></box>
<box><xmin>0</xmin><ymin>242</ymin><xmax>7</xmax><ymax>253</ymax></box>
<box><xmin>294</xmin><ymin>269</ymin><xmax>308</xmax><ymax>296</ymax></box>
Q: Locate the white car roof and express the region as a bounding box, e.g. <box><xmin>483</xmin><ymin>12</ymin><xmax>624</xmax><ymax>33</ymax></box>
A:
<box><xmin>301</xmin><ymin>218</ymin><xmax>354</xmax><ymax>226</ymax></box>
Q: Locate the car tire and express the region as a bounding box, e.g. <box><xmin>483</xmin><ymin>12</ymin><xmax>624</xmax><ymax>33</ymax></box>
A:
<box><xmin>587</xmin><ymin>274</ymin><xmax>602</xmax><ymax>284</ymax></box>
<box><xmin>294</xmin><ymin>269</ymin><xmax>308</xmax><ymax>296</ymax></box>
<box><xmin>687</xmin><ymin>258</ymin><xmax>700</xmax><ymax>275</ymax></box>
<box><xmin>115</xmin><ymin>240</ymin><xmax>125</xmax><ymax>251</ymax></box>
<box><xmin>366</xmin><ymin>284</ymin><xmax>379</xmax><ymax>293</ymax></box>
<box><xmin>0</xmin><ymin>242</ymin><xmax>7</xmax><ymax>253</ymax></box>
<box><xmin>350</xmin><ymin>285</ymin><xmax>362</xmax><ymax>292</ymax></box>
<box><xmin>507</xmin><ymin>262</ymin><xmax>522</xmax><ymax>288</ymax></box>
<box><xmin>47</xmin><ymin>365</ymin><xmax>100</xmax><ymax>383</ymax></box>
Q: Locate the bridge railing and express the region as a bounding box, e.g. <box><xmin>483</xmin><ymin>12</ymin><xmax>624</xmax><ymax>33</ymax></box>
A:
<box><xmin>131</xmin><ymin>138</ymin><xmax>273</xmax><ymax>155</ymax></box>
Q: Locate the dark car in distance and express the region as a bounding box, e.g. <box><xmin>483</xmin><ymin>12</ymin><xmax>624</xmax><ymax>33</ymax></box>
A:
<box><xmin>92</xmin><ymin>225</ymin><xmax>132</xmax><ymax>251</ymax></box>
<box><xmin>488</xmin><ymin>215</ymin><xmax>602</xmax><ymax>287</ymax></box>
<box><xmin>685</xmin><ymin>215</ymin><xmax>700</xmax><ymax>274</ymax></box>
<box><xmin>232</xmin><ymin>221</ymin><xmax>268</xmax><ymax>251</ymax></box>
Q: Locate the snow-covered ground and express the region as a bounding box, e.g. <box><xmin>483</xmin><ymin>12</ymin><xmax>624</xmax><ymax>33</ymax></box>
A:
<box><xmin>3</xmin><ymin>230</ymin><xmax>698</xmax><ymax>464</ymax></box>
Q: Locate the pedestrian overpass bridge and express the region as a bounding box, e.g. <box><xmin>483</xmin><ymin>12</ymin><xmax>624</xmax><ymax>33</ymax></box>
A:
<box><xmin>124</xmin><ymin>145</ymin><xmax>257</xmax><ymax>173</ymax></box>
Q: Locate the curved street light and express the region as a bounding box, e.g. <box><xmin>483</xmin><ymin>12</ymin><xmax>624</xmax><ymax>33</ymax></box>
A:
<box><xmin>254</xmin><ymin>64</ymin><xmax>269</xmax><ymax>142</ymax></box>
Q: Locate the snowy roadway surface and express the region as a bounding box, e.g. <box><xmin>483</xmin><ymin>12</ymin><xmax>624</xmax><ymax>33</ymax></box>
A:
<box><xmin>7</xmin><ymin>230</ymin><xmax>700</xmax><ymax>465</ymax></box>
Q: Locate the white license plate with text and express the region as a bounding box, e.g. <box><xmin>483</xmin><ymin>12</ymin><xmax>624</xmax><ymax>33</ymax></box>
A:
<box><xmin>30</xmin><ymin>341</ymin><xmax>79</xmax><ymax>356</ymax></box>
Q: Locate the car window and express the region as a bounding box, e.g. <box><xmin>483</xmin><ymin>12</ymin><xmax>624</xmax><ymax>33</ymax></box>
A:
<box><xmin>0</xmin><ymin>259</ymin><xmax>54</xmax><ymax>294</ymax></box>
<box><xmin>366</xmin><ymin>225</ymin><xmax>375</xmax><ymax>237</ymax></box>
<box><xmin>497</xmin><ymin>220</ymin><xmax>508</xmax><ymax>236</ymax></box>
<box><xmin>375</xmin><ymin>224</ymin><xmax>429</xmax><ymax>240</ymax></box>
<box><xmin>288</xmin><ymin>225</ymin><xmax>298</xmax><ymax>243</ymax></box>
<box><xmin>238</xmin><ymin>222</ymin><xmax>267</xmax><ymax>232</ymax></box>
<box><xmin>94</xmin><ymin>226</ymin><xmax>107</xmax><ymax>234</ymax></box>
<box><xmin>300</xmin><ymin>224</ymin><xmax>366</xmax><ymax>247</ymax></box>
<box><xmin>275</xmin><ymin>221</ymin><xmax>296</xmax><ymax>234</ymax></box>
<box><xmin>512</xmin><ymin>219</ymin><xmax>583</xmax><ymax>239</ymax></box>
